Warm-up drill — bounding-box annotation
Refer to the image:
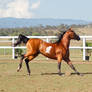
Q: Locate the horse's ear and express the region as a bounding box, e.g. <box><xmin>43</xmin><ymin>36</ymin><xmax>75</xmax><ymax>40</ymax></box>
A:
<box><xmin>69</xmin><ymin>28</ymin><xmax>72</xmax><ymax>30</ymax></box>
<box><xmin>19</xmin><ymin>34</ymin><xmax>24</xmax><ymax>38</ymax></box>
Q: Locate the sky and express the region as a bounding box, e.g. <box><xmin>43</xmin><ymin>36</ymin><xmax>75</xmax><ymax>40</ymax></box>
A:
<box><xmin>0</xmin><ymin>0</ymin><xmax>92</xmax><ymax>21</ymax></box>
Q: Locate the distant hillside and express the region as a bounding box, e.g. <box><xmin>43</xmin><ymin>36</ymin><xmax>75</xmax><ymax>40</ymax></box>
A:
<box><xmin>0</xmin><ymin>18</ymin><xmax>89</xmax><ymax>28</ymax></box>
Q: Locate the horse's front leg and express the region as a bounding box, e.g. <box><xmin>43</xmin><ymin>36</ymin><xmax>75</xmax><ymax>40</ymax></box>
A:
<box><xmin>58</xmin><ymin>62</ymin><xmax>61</xmax><ymax>75</ymax></box>
<box><xmin>57</xmin><ymin>55</ymin><xmax>62</xmax><ymax>75</ymax></box>
<box><xmin>66</xmin><ymin>59</ymin><xmax>82</xmax><ymax>76</ymax></box>
<box><xmin>17</xmin><ymin>55</ymin><xmax>24</xmax><ymax>72</ymax></box>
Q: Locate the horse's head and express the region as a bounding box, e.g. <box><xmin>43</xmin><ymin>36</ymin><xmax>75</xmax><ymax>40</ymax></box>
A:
<box><xmin>67</xmin><ymin>28</ymin><xmax>80</xmax><ymax>41</ymax></box>
<box><xmin>14</xmin><ymin>34</ymin><xmax>29</xmax><ymax>47</ymax></box>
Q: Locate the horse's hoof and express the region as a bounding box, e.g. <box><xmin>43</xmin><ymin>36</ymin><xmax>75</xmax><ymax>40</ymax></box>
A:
<box><xmin>58</xmin><ymin>73</ymin><xmax>63</xmax><ymax>76</ymax></box>
<box><xmin>17</xmin><ymin>69</ymin><xmax>19</xmax><ymax>72</ymax></box>
<box><xmin>77</xmin><ymin>72</ymin><xmax>84</xmax><ymax>76</ymax></box>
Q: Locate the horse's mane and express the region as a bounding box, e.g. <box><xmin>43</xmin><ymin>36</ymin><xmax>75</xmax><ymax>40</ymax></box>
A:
<box><xmin>55</xmin><ymin>31</ymin><xmax>66</xmax><ymax>43</ymax></box>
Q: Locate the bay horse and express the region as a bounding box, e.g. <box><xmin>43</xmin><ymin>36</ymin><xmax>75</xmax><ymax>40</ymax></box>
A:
<box><xmin>14</xmin><ymin>28</ymin><xmax>81</xmax><ymax>76</ymax></box>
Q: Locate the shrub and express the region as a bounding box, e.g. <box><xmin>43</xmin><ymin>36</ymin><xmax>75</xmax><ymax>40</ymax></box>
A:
<box><xmin>86</xmin><ymin>42</ymin><xmax>92</xmax><ymax>56</ymax></box>
<box><xmin>15</xmin><ymin>49</ymin><xmax>23</xmax><ymax>57</ymax></box>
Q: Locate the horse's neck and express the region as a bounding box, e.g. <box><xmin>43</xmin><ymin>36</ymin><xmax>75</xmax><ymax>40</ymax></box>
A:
<box><xmin>61</xmin><ymin>34</ymin><xmax>70</xmax><ymax>49</ymax></box>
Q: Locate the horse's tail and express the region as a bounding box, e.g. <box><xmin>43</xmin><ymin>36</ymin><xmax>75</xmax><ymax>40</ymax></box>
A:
<box><xmin>13</xmin><ymin>34</ymin><xmax>29</xmax><ymax>47</ymax></box>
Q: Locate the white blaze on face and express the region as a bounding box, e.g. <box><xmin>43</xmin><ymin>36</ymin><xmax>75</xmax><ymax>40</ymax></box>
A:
<box><xmin>46</xmin><ymin>46</ymin><xmax>52</xmax><ymax>53</ymax></box>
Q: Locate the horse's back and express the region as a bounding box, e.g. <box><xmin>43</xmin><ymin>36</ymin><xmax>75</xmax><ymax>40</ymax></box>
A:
<box><xmin>26</xmin><ymin>38</ymin><xmax>57</xmax><ymax>59</ymax></box>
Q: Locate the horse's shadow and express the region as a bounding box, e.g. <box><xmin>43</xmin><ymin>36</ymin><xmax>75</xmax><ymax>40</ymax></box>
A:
<box><xmin>41</xmin><ymin>72</ymin><xmax>92</xmax><ymax>76</ymax></box>
<box><xmin>4</xmin><ymin>72</ymin><xmax>92</xmax><ymax>77</ymax></box>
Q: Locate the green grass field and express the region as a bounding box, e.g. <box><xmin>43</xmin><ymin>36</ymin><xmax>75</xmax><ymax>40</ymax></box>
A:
<box><xmin>0</xmin><ymin>60</ymin><xmax>92</xmax><ymax>92</ymax></box>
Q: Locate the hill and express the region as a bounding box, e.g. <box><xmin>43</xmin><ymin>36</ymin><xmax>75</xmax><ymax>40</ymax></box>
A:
<box><xmin>0</xmin><ymin>18</ymin><xmax>89</xmax><ymax>28</ymax></box>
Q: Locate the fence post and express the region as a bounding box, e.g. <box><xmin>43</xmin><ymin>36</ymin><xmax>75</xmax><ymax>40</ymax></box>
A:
<box><xmin>83</xmin><ymin>37</ymin><xmax>86</xmax><ymax>61</ymax></box>
<box><xmin>46</xmin><ymin>37</ymin><xmax>49</xmax><ymax>43</ymax></box>
<box><xmin>46</xmin><ymin>37</ymin><xmax>49</xmax><ymax>60</ymax></box>
<box><xmin>12</xmin><ymin>37</ymin><xmax>15</xmax><ymax>59</ymax></box>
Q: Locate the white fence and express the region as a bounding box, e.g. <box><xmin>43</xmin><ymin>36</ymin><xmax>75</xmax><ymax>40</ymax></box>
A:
<box><xmin>0</xmin><ymin>36</ymin><xmax>92</xmax><ymax>60</ymax></box>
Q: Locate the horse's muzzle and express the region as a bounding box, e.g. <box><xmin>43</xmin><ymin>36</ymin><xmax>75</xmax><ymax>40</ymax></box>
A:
<box><xmin>75</xmin><ymin>35</ymin><xmax>80</xmax><ymax>41</ymax></box>
<box><xmin>77</xmin><ymin>36</ymin><xmax>80</xmax><ymax>41</ymax></box>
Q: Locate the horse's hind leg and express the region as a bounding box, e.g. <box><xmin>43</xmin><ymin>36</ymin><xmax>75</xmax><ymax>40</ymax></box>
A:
<box><xmin>24</xmin><ymin>51</ymin><xmax>37</xmax><ymax>57</ymax></box>
<box><xmin>25</xmin><ymin>55</ymin><xmax>37</xmax><ymax>75</ymax></box>
<box><xmin>17</xmin><ymin>55</ymin><xmax>24</xmax><ymax>72</ymax></box>
<box><xmin>25</xmin><ymin>58</ymin><xmax>31</xmax><ymax>75</ymax></box>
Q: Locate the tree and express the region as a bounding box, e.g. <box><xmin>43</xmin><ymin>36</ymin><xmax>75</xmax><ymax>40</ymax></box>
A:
<box><xmin>32</xmin><ymin>32</ymin><xmax>41</xmax><ymax>36</ymax></box>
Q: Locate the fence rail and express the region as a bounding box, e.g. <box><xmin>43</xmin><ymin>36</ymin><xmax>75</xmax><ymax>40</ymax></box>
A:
<box><xmin>0</xmin><ymin>36</ymin><xmax>92</xmax><ymax>60</ymax></box>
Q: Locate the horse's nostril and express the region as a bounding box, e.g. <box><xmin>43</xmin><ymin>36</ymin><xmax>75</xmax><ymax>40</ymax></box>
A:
<box><xmin>78</xmin><ymin>37</ymin><xmax>80</xmax><ymax>41</ymax></box>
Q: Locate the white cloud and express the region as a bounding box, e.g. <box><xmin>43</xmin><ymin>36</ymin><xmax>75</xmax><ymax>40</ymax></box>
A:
<box><xmin>31</xmin><ymin>1</ymin><xmax>40</xmax><ymax>10</ymax></box>
<box><xmin>0</xmin><ymin>0</ymin><xmax>33</xmax><ymax>18</ymax></box>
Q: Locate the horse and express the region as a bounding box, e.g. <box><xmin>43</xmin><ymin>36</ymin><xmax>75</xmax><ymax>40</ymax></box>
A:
<box><xmin>14</xmin><ymin>28</ymin><xmax>81</xmax><ymax>76</ymax></box>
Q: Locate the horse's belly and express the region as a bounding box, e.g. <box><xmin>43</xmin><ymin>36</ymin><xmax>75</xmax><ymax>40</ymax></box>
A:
<box><xmin>41</xmin><ymin>53</ymin><xmax>57</xmax><ymax>59</ymax></box>
<box><xmin>40</xmin><ymin>48</ymin><xmax>56</xmax><ymax>59</ymax></box>
<box><xmin>39</xmin><ymin>43</ymin><xmax>57</xmax><ymax>59</ymax></box>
